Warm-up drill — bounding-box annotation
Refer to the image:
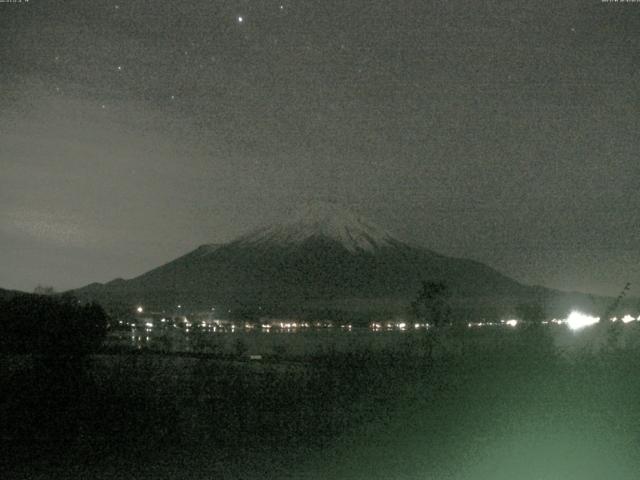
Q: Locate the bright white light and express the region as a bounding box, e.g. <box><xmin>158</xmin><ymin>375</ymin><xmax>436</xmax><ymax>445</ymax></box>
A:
<box><xmin>621</xmin><ymin>314</ymin><xmax>635</xmax><ymax>324</ymax></box>
<box><xmin>237</xmin><ymin>16</ymin><xmax>244</xmax><ymax>23</ymax></box>
<box><xmin>505</xmin><ymin>319</ymin><xmax>518</xmax><ymax>328</ymax></box>
<box><xmin>136</xmin><ymin>306</ymin><xmax>143</xmax><ymax>313</ymax></box>
<box><xmin>145</xmin><ymin>322</ymin><xmax>153</xmax><ymax>328</ymax></box>
<box><xmin>566</xmin><ymin>311</ymin><xmax>599</xmax><ymax>330</ymax></box>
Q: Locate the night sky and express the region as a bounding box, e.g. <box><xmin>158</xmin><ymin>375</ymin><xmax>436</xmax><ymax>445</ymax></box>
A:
<box><xmin>1</xmin><ymin>0</ymin><xmax>638</xmax><ymax>296</ymax></box>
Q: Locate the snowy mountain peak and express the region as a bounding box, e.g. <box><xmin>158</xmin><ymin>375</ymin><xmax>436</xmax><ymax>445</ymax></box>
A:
<box><xmin>235</xmin><ymin>201</ymin><xmax>402</xmax><ymax>252</ymax></box>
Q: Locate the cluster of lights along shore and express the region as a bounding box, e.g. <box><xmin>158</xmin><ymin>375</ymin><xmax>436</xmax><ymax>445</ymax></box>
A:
<box><xmin>129</xmin><ymin>306</ymin><xmax>640</xmax><ymax>334</ymax></box>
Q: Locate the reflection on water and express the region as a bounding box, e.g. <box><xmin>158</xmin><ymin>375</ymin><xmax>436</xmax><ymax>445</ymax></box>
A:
<box><xmin>107</xmin><ymin>318</ymin><xmax>434</xmax><ymax>357</ymax></box>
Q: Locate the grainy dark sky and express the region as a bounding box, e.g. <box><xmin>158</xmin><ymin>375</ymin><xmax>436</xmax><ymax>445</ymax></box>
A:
<box><xmin>1</xmin><ymin>0</ymin><xmax>638</xmax><ymax>296</ymax></box>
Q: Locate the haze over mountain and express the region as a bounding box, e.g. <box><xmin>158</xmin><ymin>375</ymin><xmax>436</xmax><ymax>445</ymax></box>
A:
<box><xmin>74</xmin><ymin>201</ymin><xmax>614</xmax><ymax>321</ymax></box>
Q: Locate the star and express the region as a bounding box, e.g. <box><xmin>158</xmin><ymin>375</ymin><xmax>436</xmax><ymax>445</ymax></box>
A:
<box><xmin>101</xmin><ymin>104</ymin><xmax>107</xmax><ymax>109</ymax></box>
<box><xmin>279</xmin><ymin>4</ymin><xmax>284</xmax><ymax>10</ymax></box>
<box><xmin>117</xmin><ymin>65</ymin><xmax>123</xmax><ymax>71</ymax></box>
<box><xmin>237</xmin><ymin>16</ymin><xmax>244</xmax><ymax>24</ymax></box>
<box><xmin>115</xmin><ymin>4</ymin><xmax>119</xmax><ymax>10</ymax></box>
<box><xmin>170</xmin><ymin>95</ymin><xmax>176</xmax><ymax>100</ymax></box>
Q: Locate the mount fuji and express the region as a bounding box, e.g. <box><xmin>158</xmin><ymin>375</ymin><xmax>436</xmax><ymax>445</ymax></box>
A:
<box><xmin>74</xmin><ymin>201</ymin><xmax>606</xmax><ymax>321</ymax></box>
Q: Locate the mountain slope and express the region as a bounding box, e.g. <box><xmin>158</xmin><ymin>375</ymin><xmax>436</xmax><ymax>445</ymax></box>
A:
<box><xmin>73</xmin><ymin>202</ymin><xmax>612</xmax><ymax>320</ymax></box>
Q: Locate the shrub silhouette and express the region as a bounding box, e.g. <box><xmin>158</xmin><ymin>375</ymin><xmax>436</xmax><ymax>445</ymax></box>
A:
<box><xmin>0</xmin><ymin>292</ymin><xmax>107</xmax><ymax>357</ymax></box>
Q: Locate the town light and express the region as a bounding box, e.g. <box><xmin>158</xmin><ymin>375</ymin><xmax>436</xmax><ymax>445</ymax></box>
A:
<box><xmin>566</xmin><ymin>311</ymin><xmax>599</xmax><ymax>330</ymax></box>
<box><xmin>136</xmin><ymin>306</ymin><xmax>143</xmax><ymax>313</ymax></box>
<box><xmin>621</xmin><ymin>314</ymin><xmax>635</xmax><ymax>324</ymax></box>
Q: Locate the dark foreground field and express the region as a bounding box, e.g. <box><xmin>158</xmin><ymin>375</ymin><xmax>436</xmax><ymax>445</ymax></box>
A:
<box><xmin>2</xmin><ymin>327</ymin><xmax>640</xmax><ymax>479</ymax></box>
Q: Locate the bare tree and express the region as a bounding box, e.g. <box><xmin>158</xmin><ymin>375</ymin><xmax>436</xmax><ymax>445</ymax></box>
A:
<box><xmin>411</xmin><ymin>281</ymin><xmax>452</xmax><ymax>360</ymax></box>
<box><xmin>411</xmin><ymin>281</ymin><xmax>451</xmax><ymax>329</ymax></box>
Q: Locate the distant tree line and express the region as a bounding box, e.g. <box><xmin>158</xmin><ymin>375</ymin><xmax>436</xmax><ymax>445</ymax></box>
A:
<box><xmin>0</xmin><ymin>292</ymin><xmax>108</xmax><ymax>357</ymax></box>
